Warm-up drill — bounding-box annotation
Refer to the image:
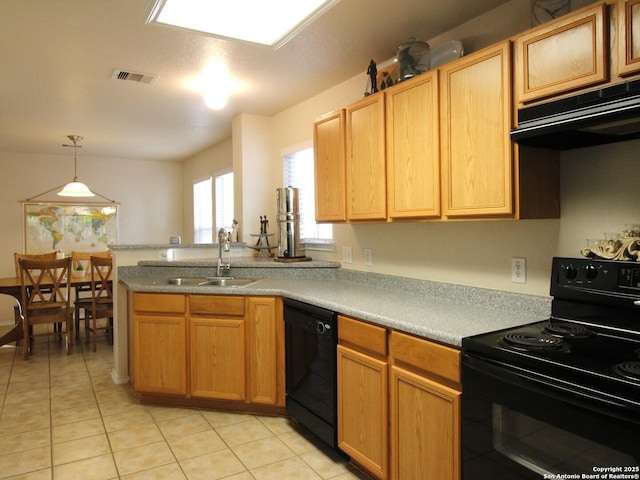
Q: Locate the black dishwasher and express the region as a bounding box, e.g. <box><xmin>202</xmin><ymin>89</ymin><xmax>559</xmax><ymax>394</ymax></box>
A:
<box><xmin>284</xmin><ymin>298</ymin><xmax>338</xmax><ymax>449</ymax></box>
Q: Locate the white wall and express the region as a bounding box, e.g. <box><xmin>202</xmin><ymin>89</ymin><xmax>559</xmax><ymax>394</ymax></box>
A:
<box><xmin>0</xmin><ymin>151</ymin><xmax>183</xmax><ymax>277</ymax></box>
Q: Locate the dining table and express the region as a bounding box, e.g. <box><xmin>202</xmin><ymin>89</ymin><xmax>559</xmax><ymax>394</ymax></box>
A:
<box><xmin>0</xmin><ymin>274</ymin><xmax>111</xmax><ymax>347</ymax></box>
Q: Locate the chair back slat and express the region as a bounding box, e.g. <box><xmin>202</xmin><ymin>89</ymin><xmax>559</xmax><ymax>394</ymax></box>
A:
<box><xmin>19</xmin><ymin>258</ymin><xmax>72</xmax><ymax>311</ymax></box>
<box><xmin>14</xmin><ymin>251</ymin><xmax>57</xmax><ymax>277</ymax></box>
<box><xmin>90</xmin><ymin>256</ymin><xmax>113</xmax><ymax>303</ymax></box>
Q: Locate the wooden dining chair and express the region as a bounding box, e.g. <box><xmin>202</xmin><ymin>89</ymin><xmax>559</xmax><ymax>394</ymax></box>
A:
<box><xmin>13</xmin><ymin>252</ymin><xmax>58</xmax><ymax>277</ymax></box>
<box><xmin>71</xmin><ymin>250</ymin><xmax>111</xmax><ymax>339</ymax></box>
<box><xmin>0</xmin><ymin>293</ymin><xmax>23</xmax><ymax>347</ymax></box>
<box><xmin>85</xmin><ymin>255</ymin><xmax>113</xmax><ymax>352</ymax></box>
<box><xmin>19</xmin><ymin>257</ymin><xmax>72</xmax><ymax>360</ymax></box>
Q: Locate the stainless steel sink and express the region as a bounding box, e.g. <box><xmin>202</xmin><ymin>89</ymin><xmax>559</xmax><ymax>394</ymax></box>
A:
<box><xmin>164</xmin><ymin>277</ymin><xmax>258</xmax><ymax>288</ymax></box>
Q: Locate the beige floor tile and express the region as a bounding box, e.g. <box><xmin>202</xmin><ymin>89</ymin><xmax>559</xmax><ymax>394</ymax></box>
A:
<box><xmin>147</xmin><ymin>405</ymin><xmax>200</xmax><ymax>423</ymax></box>
<box><xmin>0</xmin><ymin>427</ymin><xmax>50</xmax><ymax>455</ymax></box>
<box><xmin>221</xmin><ymin>473</ymin><xmax>255</xmax><ymax>480</ymax></box>
<box><xmin>52</xmin><ymin>453</ymin><xmax>118</xmax><ymax>480</ymax></box>
<box><xmin>113</xmin><ymin>440</ymin><xmax>176</xmax><ymax>476</ymax></box>
<box><xmin>3</xmin><ymin>386</ymin><xmax>50</xmax><ymax>406</ymax></box>
<box><xmin>108</xmin><ymin>423</ymin><xmax>165</xmax><ymax>452</ymax></box>
<box><xmin>102</xmin><ymin>406</ymin><xmax>154</xmax><ymax>432</ymax></box>
<box><xmin>301</xmin><ymin>449</ymin><xmax>351</xmax><ymax>479</ymax></box>
<box><xmin>157</xmin><ymin>412</ymin><xmax>211</xmax><ymax>441</ymax></box>
<box><xmin>179</xmin><ymin>449</ymin><xmax>246</xmax><ymax>480</ymax></box>
<box><xmin>0</xmin><ymin>445</ymin><xmax>51</xmax><ymax>479</ymax></box>
<box><xmin>52</xmin><ymin>417</ymin><xmax>106</xmax><ymax>444</ymax></box>
<box><xmin>2</xmin><ymin>468</ymin><xmax>52</xmax><ymax>480</ymax></box>
<box><xmin>121</xmin><ymin>462</ymin><xmax>187</xmax><ymax>480</ymax></box>
<box><xmin>216</xmin><ymin>418</ymin><xmax>274</xmax><ymax>447</ymax></box>
<box><xmin>51</xmin><ymin>402</ymin><xmax>101</xmax><ymax>426</ymax></box>
<box><xmin>52</xmin><ymin>433</ymin><xmax>111</xmax><ymax>466</ymax></box>
<box><xmin>278</xmin><ymin>429</ymin><xmax>321</xmax><ymax>456</ymax></box>
<box><xmin>167</xmin><ymin>428</ymin><xmax>227</xmax><ymax>460</ymax></box>
<box><xmin>257</xmin><ymin>415</ymin><xmax>297</xmax><ymax>435</ymax></box>
<box><xmin>250</xmin><ymin>456</ymin><xmax>322</xmax><ymax>480</ymax></box>
<box><xmin>200</xmin><ymin>410</ymin><xmax>255</xmax><ymax>428</ymax></box>
<box><xmin>0</xmin><ymin>409</ymin><xmax>50</xmax><ymax>433</ymax></box>
<box><xmin>233</xmin><ymin>437</ymin><xmax>296</xmax><ymax>470</ymax></box>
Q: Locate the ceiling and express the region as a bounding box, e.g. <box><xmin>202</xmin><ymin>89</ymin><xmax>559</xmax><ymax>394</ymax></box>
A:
<box><xmin>0</xmin><ymin>0</ymin><xmax>510</xmax><ymax>162</ymax></box>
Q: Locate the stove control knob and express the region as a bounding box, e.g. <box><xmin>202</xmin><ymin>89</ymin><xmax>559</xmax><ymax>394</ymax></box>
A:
<box><xmin>584</xmin><ymin>264</ymin><xmax>598</xmax><ymax>280</ymax></box>
<box><xmin>564</xmin><ymin>265</ymin><xmax>578</xmax><ymax>279</ymax></box>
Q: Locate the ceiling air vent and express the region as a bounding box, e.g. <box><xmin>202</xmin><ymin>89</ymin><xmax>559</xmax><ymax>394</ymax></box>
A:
<box><xmin>112</xmin><ymin>69</ymin><xmax>158</xmax><ymax>84</ymax></box>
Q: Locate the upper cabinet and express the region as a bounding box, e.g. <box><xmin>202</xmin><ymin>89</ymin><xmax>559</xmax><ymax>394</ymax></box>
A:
<box><xmin>515</xmin><ymin>2</ymin><xmax>608</xmax><ymax>105</ymax></box>
<box><xmin>618</xmin><ymin>0</ymin><xmax>640</xmax><ymax>76</ymax></box>
<box><xmin>386</xmin><ymin>71</ymin><xmax>441</xmax><ymax>220</ymax></box>
<box><xmin>440</xmin><ymin>41</ymin><xmax>514</xmax><ymax>217</ymax></box>
<box><xmin>314</xmin><ymin>110</ymin><xmax>347</xmax><ymax>223</ymax></box>
<box><xmin>346</xmin><ymin>94</ymin><xmax>387</xmax><ymax>221</ymax></box>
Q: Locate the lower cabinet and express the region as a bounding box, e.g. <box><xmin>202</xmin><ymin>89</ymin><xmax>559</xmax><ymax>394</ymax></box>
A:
<box><xmin>337</xmin><ymin>315</ymin><xmax>462</xmax><ymax>480</ymax></box>
<box><xmin>131</xmin><ymin>292</ymin><xmax>284</xmax><ymax>412</ymax></box>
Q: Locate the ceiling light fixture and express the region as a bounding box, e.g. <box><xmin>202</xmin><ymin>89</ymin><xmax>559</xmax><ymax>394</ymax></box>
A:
<box><xmin>58</xmin><ymin>135</ymin><xmax>95</xmax><ymax>197</ymax></box>
<box><xmin>147</xmin><ymin>0</ymin><xmax>340</xmax><ymax>49</ymax></box>
<box><xmin>25</xmin><ymin>135</ymin><xmax>116</xmax><ymax>203</ymax></box>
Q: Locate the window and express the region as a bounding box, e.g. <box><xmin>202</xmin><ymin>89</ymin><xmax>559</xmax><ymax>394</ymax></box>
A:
<box><xmin>193</xmin><ymin>177</ymin><xmax>212</xmax><ymax>243</ymax></box>
<box><xmin>215</xmin><ymin>172</ymin><xmax>234</xmax><ymax>232</ymax></box>
<box><xmin>283</xmin><ymin>148</ymin><xmax>332</xmax><ymax>243</ymax></box>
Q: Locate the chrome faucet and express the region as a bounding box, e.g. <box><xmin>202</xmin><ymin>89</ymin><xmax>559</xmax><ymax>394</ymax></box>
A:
<box><xmin>217</xmin><ymin>227</ymin><xmax>231</xmax><ymax>276</ymax></box>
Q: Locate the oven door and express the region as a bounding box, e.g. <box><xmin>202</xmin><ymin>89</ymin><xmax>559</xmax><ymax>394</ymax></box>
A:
<box><xmin>462</xmin><ymin>353</ymin><xmax>640</xmax><ymax>479</ymax></box>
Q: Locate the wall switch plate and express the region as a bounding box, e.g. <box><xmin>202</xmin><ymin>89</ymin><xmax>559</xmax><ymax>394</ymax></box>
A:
<box><xmin>364</xmin><ymin>248</ymin><xmax>373</xmax><ymax>266</ymax></box>
<box><xmin>342</xmin><ymin>246</ymin><xmax>353</xmax><ymax>264</ymax></box>
<box><xmin>511</xmin><ymin>257</ymin><xmax>526</xmax><ymax>283</ymax></box>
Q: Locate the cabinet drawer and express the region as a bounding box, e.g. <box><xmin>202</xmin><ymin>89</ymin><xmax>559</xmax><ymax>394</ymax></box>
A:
<box><xmin>338</xmin><ymin>315</ymin><xmax>387</xmax><ymax>357</ymax></box>
<box><xmin>133</xmin><ymin>293</ymin><xmax>185</xmax><ymax>314</ymax></box>
<box><xmin>390</xmin><ymin>331</ymin><xmax>460</xmax><ymax>384</ymax></box>
<box><xmin>190</xmin><ymin>295</ymin><xmax>245</xmax><ymax>316</ymax></box>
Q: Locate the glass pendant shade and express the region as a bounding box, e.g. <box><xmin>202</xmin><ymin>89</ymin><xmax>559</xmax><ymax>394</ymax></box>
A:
<box><xmin>58</xmin><ymin>178</ymin><xmax>95</xmax><ymax>197</ymax></box>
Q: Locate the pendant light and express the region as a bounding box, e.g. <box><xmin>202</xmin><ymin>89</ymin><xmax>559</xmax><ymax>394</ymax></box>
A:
<box><xmin>58</xmin><ymin>135</ymin><xmax>95</xmax><ymax>197</ymax></box>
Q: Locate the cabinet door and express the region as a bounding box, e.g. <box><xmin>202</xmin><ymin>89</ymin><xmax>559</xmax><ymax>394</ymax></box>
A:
<box><xmin>314</xmin><ymin>110</ymin><xmax>347</xmax><ymax>222</ymax></box>
<box><xmin>440</xmin><ymin>41</ymin><xmax>513</xmax><ymax>217</ymax></box>
<box><xmin>390</xmin><ymin>366</ymin><xmax>461</xmax><ymax>480</ymax></box>
<box><xmin>337</xmin><ymin>344</ymin><xmax>388</xmax><ymax>479</ymax></box>
<box><xmin>346</xmin><ymin>94</ymin><xmax>387</xmax><ymax>221</ymax></box>
<box><xmin>133</xmin><ymin>314</ymin><xmax>187</xmax><ymax>395</ymax></box>
<box><xmin>190</xmin><ymin>317</ymin><xmax>246</xmax><ymax>400</ymax></box>
<box><xmin>386</xmin><ymin>72</ymin><xmax>440</xmax><ymax>219</ymax></box>
<box><xmin>515</xmin><ymin>3</ymin><xmax>607</xmax><ymax>104</ymax></box>
<box><xmin>246</xmin><ymin>297</ymin><xmax>284</xmax><ymax>406</ymax></box>
<box><xmin>618</xmin><ymin>0</ymin><xmax>640</xmax><ymax>76</ymax></box>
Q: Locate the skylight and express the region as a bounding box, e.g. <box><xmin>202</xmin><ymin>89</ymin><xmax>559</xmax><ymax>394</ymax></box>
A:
<box><xmin>147</xmin><ymin>0</ymin><xmax>340</xmax><ymax>49</ymax></box>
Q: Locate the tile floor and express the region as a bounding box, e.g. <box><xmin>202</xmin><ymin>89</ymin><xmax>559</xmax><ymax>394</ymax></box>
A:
<box><xmin>0</xmin><ymin>327</ymin><xmax>369</xmax><ymax>479</ymax></box>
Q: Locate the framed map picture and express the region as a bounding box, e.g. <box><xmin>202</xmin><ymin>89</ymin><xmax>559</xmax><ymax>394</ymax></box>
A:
<box><xmin>23</xmin><ymin>202</ymin><xmax>119</xmax><ymax>254</ymax></box>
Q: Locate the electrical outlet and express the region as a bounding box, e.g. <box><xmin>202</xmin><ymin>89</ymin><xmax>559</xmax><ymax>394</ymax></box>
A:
<box><xmin>364</xmin><ymin>248</ymin><xmax>373</xmax><ymax>266</ymax></box>
<box><xmin>511</xmin><ymin>257</ymin><xmax>526</xmax><ymax>283</ymax></box>
<box><xmin>342</xmin><ymin>246</ymin><xmax>353</xmax><ymax>264</ymax></box>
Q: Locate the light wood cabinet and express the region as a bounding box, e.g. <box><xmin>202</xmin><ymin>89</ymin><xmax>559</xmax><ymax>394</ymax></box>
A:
<box><xmin>189</xmin><ymin>295</ymin><xmax>246</xmax><ymax>401</ymax></box>
<box><xmin>389</xmin><ymin>331</ymin><xmax>461</xmax><ymax>480</ymax></box>
<box><xmin>132</xmin><ymin>293</ymin><xmax>187</xmax><ymax>395</ymax></box>
<box><xmin>618</xmin><ymin>0</ymin><xmax>640</xmax><ymax>76</ymax></box>
<box><xmin>314</xmin><ymin>109</ymin><xmax>347</xmax><ymax>222</ymax></box>
<box><xmin>337</xmin><ymin>315</ymin><xmax>388</xmax><ymax>479</ymax></box>
<box><xmin>346</xmin><ymin>94</ymin><xmax>387</xmax><ymax>221</ymax></box>
<box><xmin>440</xmin><ymin>41</ymin><xmax>514</xmax><ymax>217</ymax></box>
<box><xmin>386</xmin><ymin>71</ymin><xmax>440</xmax><ymax>219</ymax></box>
<box><xmin>246</xmin><ymin>296</ymin><xmax>284</xmax><ymax>406</ymax></box>
<box><xmin>515</xmin><ymin>2</ymin><xmax>608</xmax><ymax>105</ymax></box>
<box><xmin>130</xmin><ymin>292</ymin><xmax>284</xmax><ymax>411</ymax></box>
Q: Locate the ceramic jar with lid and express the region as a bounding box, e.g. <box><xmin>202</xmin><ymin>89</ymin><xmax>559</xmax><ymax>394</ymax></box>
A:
<box><xmin>397</xmin><ymin>37</ymin><xmax>430</xmax><ymax>81</ymax></box>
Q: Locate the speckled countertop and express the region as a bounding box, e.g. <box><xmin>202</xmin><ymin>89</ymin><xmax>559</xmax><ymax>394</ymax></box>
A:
<box><xmin>119</xmin><ymin>257</ymin><xmax>551</xmax><ymax>347</ymax></box>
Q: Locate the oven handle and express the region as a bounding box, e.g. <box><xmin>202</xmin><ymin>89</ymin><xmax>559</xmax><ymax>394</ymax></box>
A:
<box><xmin>462</xmin><ymin>353</ymin><xmax>640</xmax><ymax>423</ymax></box>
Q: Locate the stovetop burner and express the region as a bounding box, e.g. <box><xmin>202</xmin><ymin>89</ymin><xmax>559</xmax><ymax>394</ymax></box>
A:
<box><xmin>500</xmin><ymin>332</ymin><xmax>570</xmax><ymax>353</ymax></box>
<box><xmin>544</xmin><ymin>322</ymin><xmax>595</xmax><ymax>339</ymax></box>
<box><xmin>613</xmin><ymin>361</ymin><xmax>640</xmax><ymax>383</ymax></box>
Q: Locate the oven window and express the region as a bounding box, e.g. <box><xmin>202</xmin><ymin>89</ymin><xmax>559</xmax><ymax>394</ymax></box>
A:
<box><xmin>492</xmin><ymin>404</ymin><xmax>635</xmax><ymax>476</ymax></box>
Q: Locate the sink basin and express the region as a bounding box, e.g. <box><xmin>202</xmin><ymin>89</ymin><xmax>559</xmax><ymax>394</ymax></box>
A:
<box><xmin>163</xmin><ymin>277</ymin><xmax>258</xmax><ymax>288</ymax></box>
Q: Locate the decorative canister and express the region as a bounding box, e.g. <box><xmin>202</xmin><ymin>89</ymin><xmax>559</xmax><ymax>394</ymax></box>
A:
<box><xmin>397</xmin><ymin>37</ymin><xmax>430</xmax><ymax>81</ymax></box>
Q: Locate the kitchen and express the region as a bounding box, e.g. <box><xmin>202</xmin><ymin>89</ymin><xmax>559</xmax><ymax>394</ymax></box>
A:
<box><xmin>1</xmin><ymin>0</ymin><xmax>639</xmax><ymax>479</ymax></box>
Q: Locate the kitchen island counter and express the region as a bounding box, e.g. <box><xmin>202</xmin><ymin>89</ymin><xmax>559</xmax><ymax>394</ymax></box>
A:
<box><xmin>119</xmin><ymin>259</ymin><xmax>550</xmax><ymax>347</ymax></box>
